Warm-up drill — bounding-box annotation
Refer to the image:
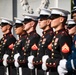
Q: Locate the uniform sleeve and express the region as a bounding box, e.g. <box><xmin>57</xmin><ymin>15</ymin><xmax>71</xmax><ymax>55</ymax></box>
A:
<box><xmin>59</xmin><ymin>35</ymin><xmax>72</xmax><ymax>59</ymax></box>
<box><xmin>30</xmin><ymin>36</ymin><xmax>40</xmax><ymax>57</ymax></box>
<box><xmin>46</xmin><ymin>35</ymin><xmax>72</xmax><ymax>68</ymax></box>
<box><xmin>66</xmin><ymin>37</ymin><xmax>76</xmax><ymax>72</ymax></box>
<box><xmin>5</xmin><ymin>37</ymin><xmax>16</xmax><ymax>55</ymax></box>
<box><xmin>33</xmin><ymin>34</ymin><xmax>54</xmax><ymax>65</ymax></box>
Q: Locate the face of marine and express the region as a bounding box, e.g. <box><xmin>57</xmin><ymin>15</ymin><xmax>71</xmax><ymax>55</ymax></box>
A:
<box><xmin>38</xmin><ymin>18</ymin><xmax>51</xmax><ymax>30</ymax></box>
<box><xmin>14</xmin><ymin>25</ymin><xmax>24</xmax><ymax>35</ymax></box>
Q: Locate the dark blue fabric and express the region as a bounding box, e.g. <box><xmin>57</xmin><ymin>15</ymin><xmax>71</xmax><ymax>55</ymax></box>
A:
<box><xmin>66</xmin><ymin>35</ymin><xmax>76</xmax><ymax>75</ymax></box>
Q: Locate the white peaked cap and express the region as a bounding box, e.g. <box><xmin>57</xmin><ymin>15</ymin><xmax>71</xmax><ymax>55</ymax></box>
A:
<box><xmin>40</xmin><ymin>8</ymin><xmax>51</xmax><ymax>16</ymax></box>
<box><xmin>0</xmin><ymin>17</ymin><xmax>13</xmax><ymax>25</ymax></box>
<box><xmin>50</xmin><ymin>8</ymin><xmax>70</xmax><ymax>17</ymax></box>
<box><xmin>14</xmin><ymin>17</ymin><xmax>23</xmax><ymax>23</ymax></box>
<box><xmin>67</xmin><ymin>19</ymin><xmax>76</xmax><ymax>25</ymax></box>
<box><xmin>73</xmin><ymin>6</ymin><xmax>76</xmax><ymax>9</ymax></box>
<box><xmin>23</xmin><ymin>13</ymin><xmax>38</xmax><ymax>20</ymax></box>
<box><xmin>72</xmin><ymin>6</ymin><xmax>76</xmax><ymax>13</ymax></box>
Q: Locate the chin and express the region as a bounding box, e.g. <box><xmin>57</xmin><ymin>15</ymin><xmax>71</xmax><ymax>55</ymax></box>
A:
<box><xmin>51</xmin><ymin>26</ymin><xmax>55</xmax><ymax>28</ymax></box>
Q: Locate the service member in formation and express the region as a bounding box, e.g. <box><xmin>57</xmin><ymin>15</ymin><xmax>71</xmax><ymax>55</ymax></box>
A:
<box><xmin>13</xmin><ymin>18</ymin><xmax>27</xmax><ymax>75</ymax></box>
<box><xmin>42</xmin><ymin>8</ymin><xmax>72</xmax><ymax>75</ymax></box>
<box><xmin>58</xmin><ymin>19</ymin><xmax>76</xmax><ymax>75</ymax></box>
<box><xmin>71</xmin><ymin>6</ymin><xmax>76</xmax><ymax>23</ymax></box>
<box><xmin>28</xmin><ymin>8</ymin><xmax>54</xmax><ymax>75</ymax></box>
<box><xmin>0</xmin><ymin>17</ymin><xmax>16</xmax><ymax>75</ymax></box>
<box><xmin>15</xmin><ymin>14</ymin><xmax>40</xmax><ymax>75</ymax></box>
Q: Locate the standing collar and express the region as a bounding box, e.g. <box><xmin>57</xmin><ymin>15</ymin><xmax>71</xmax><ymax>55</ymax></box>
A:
<box><xmin>27</xmin><ymin>30</ymin><xmax>36</xmax><ymax>36</ymax></box>
<box><xmin>42</xmin><ymin>28</ymin><xmax>53</xmax><ymax>35</ymax></box>
<box><xmin>3</xmin><ymin>32</ymin><xmax>12</xmax><ymax>37</ymax></box>
<box><xmin>54</xmin><ymin>28</ymin><xmax>66</xmax><ymax>34</ymax></box>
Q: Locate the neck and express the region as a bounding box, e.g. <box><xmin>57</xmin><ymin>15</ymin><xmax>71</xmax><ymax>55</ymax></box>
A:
<box><xmin>27</xmin><ymin>28</ymin><xmax>35</xmax><ymax>34</ymax></box>
<box><xmin>43</xmin><ymin>26</ymin><xmax>50</xmax><ymax>32</ymax></box>
<box><xmin>55</xmin><ymin>24</ymin><xmax>64</xmax><ymax>32</ymax></box>
<box><xmin>20</xmin><ymin>31</ymin><xmax>26</xmax><ymax>36</ymax></box>
<box><xmin>3</xmin><ymin>30</ymin><xmax>11</xmax><ymax>35</ymax></box>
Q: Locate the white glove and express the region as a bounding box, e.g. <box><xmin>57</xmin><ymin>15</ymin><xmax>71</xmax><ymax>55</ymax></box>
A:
<box><xmin>14</xmin><ymin>53</ymin><xmax>20</xmax><ymax>67</ymax></box>
<box><xmin>28</xmin><ymin>55</ymin><xmax>34</xmax><ymax>63</ymax></box>
<box><xmin>42</xmin><ymin>55</ymin><xmax>49</xmax><ymax>63</ymax></box>
<box><xmin>57</xmin><ymin>66</ymin><xmax>68</xmax><ymax>75</ymax></box>
<box><xmin>28</xmin><ymin>63</ymin><xmax>34</xmax><ymax>69</ymax></box>
<box><xmin>59</xmin><ymin>59</ymin><xmax>67</xmax><ymax>69</ymax></box>
<box><xmin>3</xmin><ymin>54</ymin><xmax>9</xmax><ymax>67</ymax></box>
<box><xmin>14</xmin><ymin>61</ymin><xmax>20</xmax><ymax>68</ymax></box>
<box><xmin>42</xmin><ymin>55</ymin><xmax>49</xmax><ymax>71</ymax></box>
<box><xmin>42</xmin><ymin>63</ymin><xmax>47</xmax><ymax>71</ymax></box>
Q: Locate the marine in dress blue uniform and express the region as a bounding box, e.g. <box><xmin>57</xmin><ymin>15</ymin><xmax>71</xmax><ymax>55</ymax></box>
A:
<box><xmin>13</xmin><ymin>18</ymin><xmax>27</xmax><ymax>75</ymax></box>
<box><xmin>22</xmin><ymin>14</ymin><xmax>40</xmax><ymax>75</ymax></box>
<box><xmin>58</xmin><ymin>19</ymin><xmax>76</xmax><ymax>75</ymax></box>
<box><xmin>0</xmin><ymin>17</ymin><xmax>16</xmax><ymax>75</ymax></box>
<box><xmin>28</xmin><ymin>9</ymin><xmax>54</xmax><ymax>75</ymax></box>
<box><xmin>42</xmin><ymin>8</ymin><xmax>72</xmax><ymax>75</ymax></box>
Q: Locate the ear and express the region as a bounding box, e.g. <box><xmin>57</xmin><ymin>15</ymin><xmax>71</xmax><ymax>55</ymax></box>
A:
<box><xmin>7</xmin><ymin>25</ymin><xmax>11</xmax><ymax>30</ymax></box>
<box><xmin>31</xmin><ymin>21</ymin><xmax>35</xmax><ymax>27</ymax></box>
<box><xmin>47</xmin><ymin>19</ymin><xmax>51</xmax><ymax>26</ymax></box>
<box><xmin>60</xmin><ymin>17</ymin><xmax>64</xmax><ymax>22</ymax></box>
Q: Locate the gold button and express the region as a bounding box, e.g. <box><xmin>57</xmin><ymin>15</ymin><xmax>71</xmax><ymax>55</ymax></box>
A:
<box><xmin>51</xmin><ymin>49</ymin><xmax>53</xmax><ymax>51</ymax></box>
<box><xmin>51</xmin><ymin>57</ymin><xmax>53</xmax><ymax>59</ymax></box>
<box><xmin>42</xmin><ymin>45</ymin><xmax>43</xmax><ymax>47</ymax></box>
<box><xmin>24</xmin><ymin>53</ymin><xmax>26</xmax><ymax>55</ymax></box>
<box><xmin>46</xmin><ymin>63</ymin><xmax>48</xmax><ymax>65</ymax></box>
<box><xmin>37</xmin><ymin>53</ymin><xmax>39</xmax><ymax>55</ymax></box>
<box><xmin>54</xmin><ymin>43</ymin><xmax>57</xmax><ymax>46</ymax></box>
<box><xmin>36</xmin><ymin>61</ymin><xmax>38</xmax><ymax>63</ymax></box>
<box><xmin>3</xmin><ymin>43</ymin><xmax>5</xmax><ymax>44</ymax></box>
<box><xmin>50</xmin><ymin>63</ymin><xmax>52</xmax><ymax>65</ymax></box>
<box><xmin>24</xmin><ymin>50</ymin><xmax>26</xmax><ymax>52</ymax></box>
<box><xmin>20</xmin><ymin>60</ymin><xmax>21</xmax><ymax>62</ymax></box>
<box><xmin>53</xmin><ymin>63</ymin><xmax>55</xmax><ymax>66</ymax></box>
<box><xmin>52</xmin><ymin>53</ymin><xmax>54</xmax><ymax>55</ymax></box>
<box><xmin>52</xmin><ymin>40</ymin><xmax>54</xmax><ymax>43</ymax></box>
<box><xmin>56</xmin><ymin>32</ymin><xmax>58</xmax><ymax>34</ymax></box>
<box><xmin>38</xmin><ymin>48</ymin><xmax>40</xmax><ymax>50</ymax></box>
<box><xmin>40</xmin><ymin>60</ymin><xmax>42</xmax><ymax>62</ymax></box>
<box><xmin>54</xmin><ymin>36</ymin><xmax>56</xmax><ymax>38</ymax></box>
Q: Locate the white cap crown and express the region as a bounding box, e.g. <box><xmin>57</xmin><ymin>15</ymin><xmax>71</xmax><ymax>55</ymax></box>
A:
<box><xmin>23</xmin><ymin>13</ymin><xmax>38</xmax><ymax>21</ymax></box>
<box><xmin>14</xmin><ymin>17</ymin><xmax>23</xmax><ymax>24</ymax></box>
<box><xmin>40</xmin><ymin>8</ymin><xmax>51</xmax><ymax>16</ymax></box>
<box><xmin>67</xmin><ymin>19</ymin><xmax>76</xmax><ymax>25</ymax></box>
<box><xmin>50</xmin><ymin>8</ymin><xmax>70</xmax><ymax>17</ymax></box>
<box><xmin>0</xmin><ymin>17</ymin><xmax>13</xmax><ymax>25</ymax></box>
